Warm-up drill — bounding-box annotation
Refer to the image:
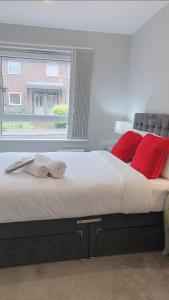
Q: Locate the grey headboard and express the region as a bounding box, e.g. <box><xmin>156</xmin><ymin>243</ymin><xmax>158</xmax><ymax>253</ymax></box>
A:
<box><xmin>133</xmin><ymin>113</ymin><xmax>169</xmax><ymax>137</ymax></box>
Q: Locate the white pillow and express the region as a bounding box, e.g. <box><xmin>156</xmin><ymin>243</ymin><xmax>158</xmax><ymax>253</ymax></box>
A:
<box><xmin>131</xmin><ymin>129</ymin><xmax>149</xmax><ymax>137</ymax></box>
<box><xmin>161</xmin><ymin>155</ymin><xmax>169</xmax><ymax>180</ymax></box>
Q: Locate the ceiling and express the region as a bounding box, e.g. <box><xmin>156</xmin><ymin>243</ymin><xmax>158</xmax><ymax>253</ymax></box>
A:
<box><xmin>0</xmin><ymin>1</ymin><xmax>168</xmax><ymax>35</ymax></box>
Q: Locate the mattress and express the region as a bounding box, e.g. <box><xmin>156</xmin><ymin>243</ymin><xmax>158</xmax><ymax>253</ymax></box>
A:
<box><xmin>150</xmin><ymin>178</ymin><xmax>169</xmax><ymax>212</ymax></box>
<box><xmin>0</xmin><ymin>150</ymin><xmax>168</xmax><ymax>223</ymax></box>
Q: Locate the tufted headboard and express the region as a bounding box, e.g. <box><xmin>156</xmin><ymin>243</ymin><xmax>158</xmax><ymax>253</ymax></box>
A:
<box><xmin>133</xmin><ymin>113</ymin><xmax>169</xmax><ymax>137</ymax></box>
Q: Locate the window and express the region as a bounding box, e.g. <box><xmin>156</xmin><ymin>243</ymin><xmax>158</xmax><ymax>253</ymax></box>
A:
<box><xmin>8</xmin><ymin>61</ymin><xmax>21</xmax><ymax>74</ymax></box>
<box><xmin>0</xmin><ymin>46</ymin><xmax>92</xmax><ymax>139</ymax></box>
<box><xmin>0</xmin><ymin>52</ymin><xmax>70</xmax><ymax>138</ymax></box>
<box><xmin>46</xmin><ymin>62</ymin><xmax>58</xmax><ymax>77</ymax></box>
<box><xmin>9</xmin><ymin>92</ymin><xmax>21</xmax><ymax>105</ymax></box>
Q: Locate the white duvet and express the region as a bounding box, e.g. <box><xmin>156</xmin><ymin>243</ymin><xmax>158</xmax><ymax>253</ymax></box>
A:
<box><xmin>0</xmin><ymin>150</ymin><xmax>164</xmax><ymax>223</ymax></box>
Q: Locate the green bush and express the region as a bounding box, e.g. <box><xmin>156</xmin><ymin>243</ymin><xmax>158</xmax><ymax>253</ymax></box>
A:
<box><xmin>53</xmin><ymin>122</ymin><xmax>67</xmax><ymax>129</ymax></box>
<box><xmin>52</xmin><ymin>104</ymin><xmax>68</xmax><ymax>129</ymax></box>
<box><xmin>52</xmin><ymin>104</ymin><xmax>68</xmax><ymax>116</ymax></box>
<box><xmin>6</xmin><ymin>107</ymin><xmax>31</xmax><ymax>114</ymax></box>
<box><xmin>2</xmin><ymin>121</ymin><xmax>31</xmax><ymax>131</ymax></box>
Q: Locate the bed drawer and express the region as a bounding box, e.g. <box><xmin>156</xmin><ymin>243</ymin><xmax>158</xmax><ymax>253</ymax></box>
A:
<box><xmin>0</xmin><ymin>218</ymin><xmax>86</xmax><ymax>239</ymax></box>
<box><xmin>98</xmin><ymin>212</ymin><xmax>164</xmax><ymax>228</ymax></box>
<box><xmin>0</xmin><ymin>231</ymin><xmax>85</xmax><ymax>267</ymax></box>
<box><xmin>89</xmin><ymin>225</ymin><xmax>164</xmax><ymax>257</ymax></box>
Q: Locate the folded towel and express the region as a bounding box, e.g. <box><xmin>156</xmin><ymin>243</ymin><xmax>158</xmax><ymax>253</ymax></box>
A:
<box><xmin>35</xmin><ymin>154</ymin><xmax>66</xmax><ymax>179</ymax></box>
<box><xmin>5</xmin><ymin>157</ymin><xmax>35</xmax><ymax>173</ymax></box>
<box><xmin>24</xmin><ymin>161</ymin><xmax>48</xmax><ymax>178</ymax></box>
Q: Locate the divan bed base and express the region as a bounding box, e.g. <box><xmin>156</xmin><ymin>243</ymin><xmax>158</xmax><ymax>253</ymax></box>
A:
<box><xmin>0</xmin><ymin>212</ymin><xmax>164</xmax><ymax>268</ymax></box>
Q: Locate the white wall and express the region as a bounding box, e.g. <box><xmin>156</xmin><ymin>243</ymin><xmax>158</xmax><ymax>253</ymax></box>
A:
<box><xmin>128</xmin><ymin>3</ymin><xmax>169</xmax><ymax>121</ymax></box>
<box><xmin>0</xmin><ymin>23</ymin><xmax>131</xmax><ymax>151</ymax></box>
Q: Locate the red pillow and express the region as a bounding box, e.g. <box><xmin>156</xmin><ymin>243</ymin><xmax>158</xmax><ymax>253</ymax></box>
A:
<box><xmin>131</xmin><ymin>134</ymin><xmax>169</xmax><ymax>179</ymax></box>
<box><xmin>111</xmin><ymin>131</ymin><xmax>143</xmax><ymax>162</ymax></box>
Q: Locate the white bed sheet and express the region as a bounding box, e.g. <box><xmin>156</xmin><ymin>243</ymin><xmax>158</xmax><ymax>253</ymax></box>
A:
<box><xmin>150</xmin><ymin>178</ymin><xmax>169</xmax><ymax>212</ymax></box>
<box><xmin>0</xmin><ymin>151</ymin><xmax>168</xmax><ymax>223</ymax></box>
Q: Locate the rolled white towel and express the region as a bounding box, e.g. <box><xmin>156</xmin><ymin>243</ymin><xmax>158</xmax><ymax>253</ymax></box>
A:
<box><xmin>46</xmin><ymin>160</ymin><xmax>66</xmax><ymax>179</ymax></box>
<box><xmin>24</xmin><ymin>161</ymin><xmax>48</xmax><ymax>178</ymax></box>
<box><xmin>34</xmin><ymin>154</ymin><xmax>52</xmax><ymax>163</ymax></box>
<box><xmin>35</xmin><ymin>154</ymin><xmax>66</xmax><ymax>179</ymax></box>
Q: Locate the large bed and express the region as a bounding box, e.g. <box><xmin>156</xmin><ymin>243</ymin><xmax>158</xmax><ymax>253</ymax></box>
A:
<box><xmin>0</xmin><ymin>113</ymin><xmax>168</xmax><ymax>267</ymax></box>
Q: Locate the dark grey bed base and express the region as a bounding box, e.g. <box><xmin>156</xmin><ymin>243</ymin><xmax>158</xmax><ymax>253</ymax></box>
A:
<box><xmin>0</xmin><ymin>212</ymin><xmax>164</xmax><ymax>268</ymax></box>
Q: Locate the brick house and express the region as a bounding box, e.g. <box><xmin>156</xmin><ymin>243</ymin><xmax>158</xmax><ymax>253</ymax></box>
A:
<box><xmin>2</xmin><ymin>58</ymin><xmax>70</xmax><ymax>115</ymax></box>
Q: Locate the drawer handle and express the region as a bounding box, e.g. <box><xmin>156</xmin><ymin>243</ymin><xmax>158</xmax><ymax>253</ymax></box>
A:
<box><xmin>76</xmin><ymin>230</ymin><xmax>83</xmax><ymax>237</ymax></box>
<box><xmin>77</xmin><ymin>218</ymin><xmax>102</xmax><ymax>224</ymax></box>
<box><xmin>96</xmin><ymin>228</ymin><xmax>102</xmax><ymax>235</ymax></box>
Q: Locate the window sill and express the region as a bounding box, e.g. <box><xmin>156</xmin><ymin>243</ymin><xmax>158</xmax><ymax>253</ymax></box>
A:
<box><xmin>0</xmin><ymin>137</ymin><xmax>88</xmax><ymax>142</ymax></box>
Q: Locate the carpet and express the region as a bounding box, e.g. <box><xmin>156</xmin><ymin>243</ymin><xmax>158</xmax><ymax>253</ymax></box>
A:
<box><xmin>0</xmin><ymin>252</ymin><xmax>169</xmax><ymax>300</ymax></box>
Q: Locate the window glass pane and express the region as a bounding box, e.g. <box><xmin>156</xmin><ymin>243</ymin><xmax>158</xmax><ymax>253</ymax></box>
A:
<box><xmin>8</xmin><ymin>61</ymin><xmax>20</xmax><ymax>74</ymax></box>
<box><xmin>2</xmin><ymin>121</ymin><xmax>67</xmax><ymax>138</ymax></box>
<box><xmin>2</xmin><ymin>57</ymin><xmax>70</xmax><ymax>116</ymax></box>
<box><xmin>46</xmin><ymin>62</ymin><xmax>58</xmax><ymax>77</ymax></box>
<box><xmin>9</xmin><ymin>92</ymin><xmax>21</xmax><ymax>105</ymax></box>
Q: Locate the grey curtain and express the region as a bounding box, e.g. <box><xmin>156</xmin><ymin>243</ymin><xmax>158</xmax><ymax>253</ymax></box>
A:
<box><xmin>68</xmin><ymin>48</ymin><xmax>93</xmax><ymax>139</ymax></box>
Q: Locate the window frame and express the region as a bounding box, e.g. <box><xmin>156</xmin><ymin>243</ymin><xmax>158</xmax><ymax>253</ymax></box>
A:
<box><xmin>46</xmin><ymin>62</ymin><xmax>59</xmax><ymax>77</ymax></box>
<box><xmin>67</xmin><ymin>63</ymin><xmax>71</xmax><ymax>78</ymax></box>
<box><xmin>9</xmin><ymin>92</ymin><xmax>22</xmax><ymax>106</ymax></box>
<box><xmin>8</xmin><ymin>61</ymin><xmax>21</xmax><ymax>75</ymax></box>
<box><xmin>0</xmin><ymin>49</ymin><xmax>71</xmax><ymax>139</ymax></box>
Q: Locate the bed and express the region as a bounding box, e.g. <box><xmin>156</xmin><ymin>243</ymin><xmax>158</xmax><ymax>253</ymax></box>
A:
<box><xmin>0</xmin><ymin>112</ymin><xmax>168</xmax><ymax>267</ymax></box>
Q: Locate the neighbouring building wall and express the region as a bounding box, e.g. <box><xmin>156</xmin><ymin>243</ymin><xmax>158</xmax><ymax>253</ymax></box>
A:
<box><xmin>0</xmin><ymin>23</ymin><xmax>130</xmax><ymax>151</ymax></box>
<box><xmin>128</xmin><ymin>3</ymin><xmax>169</xmax><ymax>121</ymax></box>
<box><xmin>2</xmin><ymin>59</ymin><xmax>69</xmax><ymax>113</ymax></box>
